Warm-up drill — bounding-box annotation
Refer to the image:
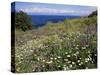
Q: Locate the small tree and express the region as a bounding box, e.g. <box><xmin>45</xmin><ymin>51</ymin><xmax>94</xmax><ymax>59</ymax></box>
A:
<box><xmin>15</xmin><ymin>11</ymin><xmax>33</xmax><ymax>31</ymax></box>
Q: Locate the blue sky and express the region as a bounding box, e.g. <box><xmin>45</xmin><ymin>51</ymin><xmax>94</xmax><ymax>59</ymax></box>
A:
<box><xmin>15</xmin><ymin>2</ymin><xmax>97</xmax><ymax>16</ymax></box>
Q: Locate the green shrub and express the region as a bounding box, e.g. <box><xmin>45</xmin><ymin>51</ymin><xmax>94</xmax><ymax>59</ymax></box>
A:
<box><xmin>15</xmin><ymin>11</ymin><xmax>33</xmax><ymax>31</ymax></box>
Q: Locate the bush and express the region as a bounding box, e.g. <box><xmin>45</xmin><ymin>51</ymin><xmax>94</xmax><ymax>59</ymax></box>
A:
<box><xmin>15</xmin><ymin>11</ymin><xmax>33</xmax><ymax>31</ymax></box>
<box><xmin>64</xmin><ymin>16</ymin><xmax>97</xmax><ymax>33</ymax></box>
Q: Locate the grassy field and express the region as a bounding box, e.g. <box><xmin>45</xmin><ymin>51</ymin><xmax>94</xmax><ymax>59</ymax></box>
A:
<box><xmin>15</xmin><ymin>16</ymin><xmax>97</xmax><ymax>72</ymax></box>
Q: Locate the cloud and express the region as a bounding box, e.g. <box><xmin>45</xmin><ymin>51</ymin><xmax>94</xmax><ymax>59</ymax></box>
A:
<box><xmin>18</xmin><ymin>7</ymin><xmax>95</xmax><ymax>16</ymax></box>
<box><xmin>19</xmin><ymin>7</ymin><xmax>76</xmax><ymax>14</ymax></box>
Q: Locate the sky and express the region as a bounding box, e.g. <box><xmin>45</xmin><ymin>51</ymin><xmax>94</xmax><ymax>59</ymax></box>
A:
<box><xmin>14</xmin><ymin>2</ymin><xmax>97</xmax><ymax>16</ymax></box>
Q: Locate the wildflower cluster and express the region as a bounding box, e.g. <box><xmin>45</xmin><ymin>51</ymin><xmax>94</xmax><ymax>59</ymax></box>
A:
<box><xmin>15</xmin><ymin>16</ymin><xmax>97</xmax><ymax>72</ymax></box>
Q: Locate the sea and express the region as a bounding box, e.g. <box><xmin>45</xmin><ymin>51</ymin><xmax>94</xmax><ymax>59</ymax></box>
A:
<box><xmin>29</xmin><ymin>15</ymin><xmax>80</xmax><ymax>27</ymax></box>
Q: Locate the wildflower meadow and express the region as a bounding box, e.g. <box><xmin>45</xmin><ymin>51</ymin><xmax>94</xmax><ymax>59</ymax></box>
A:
<box><xmin>14</xmin><ymin>16</ymin><xmax>97</xmax><ymax>72</ymax></box>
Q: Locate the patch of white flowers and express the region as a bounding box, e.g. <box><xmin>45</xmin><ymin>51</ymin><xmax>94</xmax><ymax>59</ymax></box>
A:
<box><xmin>15</xmin><ymin>26</ymin><xmax>97</xmax><ymax>72</ymax></box>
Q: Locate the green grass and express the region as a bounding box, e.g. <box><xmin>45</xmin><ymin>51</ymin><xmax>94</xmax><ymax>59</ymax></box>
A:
<box><xmin>15</xmin><ymin>16</ymin><xmax>97</xmax><ymax>73</ymax></box>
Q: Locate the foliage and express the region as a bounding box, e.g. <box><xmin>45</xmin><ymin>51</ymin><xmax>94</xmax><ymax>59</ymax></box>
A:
<box><xmin>88</xmin><ymin>10</ymin><xmax>97</xmax><ymax>17</ymax></box>
<box><xmin>15</xmin><ymin>11</ymin><xmax>33</xmax><ymax>31</ymax></box>
<box><xmin>15</xmin><ymin>16</ymin><xmax>97</xmax><ymax>72</ymax></box>
<box><xmin>64</xmin><ymin>16</ymin><xmax>97</xmax><ymax>33</ymax></box>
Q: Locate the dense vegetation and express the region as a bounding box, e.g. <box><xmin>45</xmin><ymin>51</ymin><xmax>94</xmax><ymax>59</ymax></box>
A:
<box><xmin>14</xmin><ymin>11</ymin><xmax>97</xmax><ymax>72</ymax></box>
<box><xmin>88</xmin><ymin>10</ymin><xmax>97</xmax><ymax>17</ymax></box>
<box><xmin>15</xmin><ymin>11</ymin><xmax>33</xmax><ymax>31</ymax></box>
